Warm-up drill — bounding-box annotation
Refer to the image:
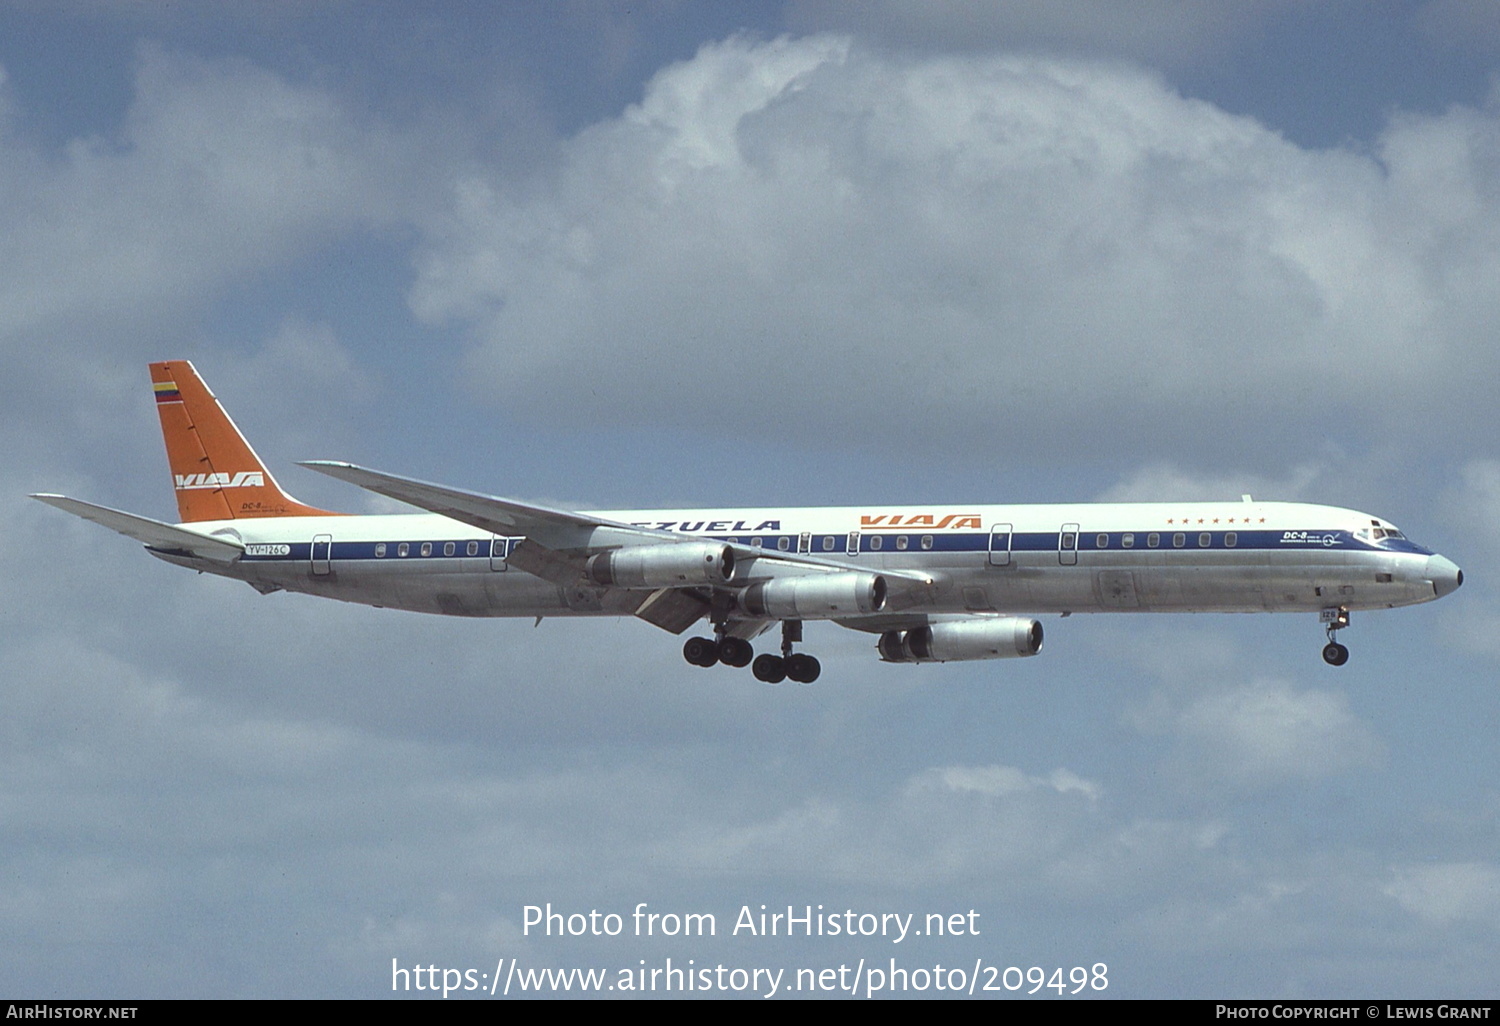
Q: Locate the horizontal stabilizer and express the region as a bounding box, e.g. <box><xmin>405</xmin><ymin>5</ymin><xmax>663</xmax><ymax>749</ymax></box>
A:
<box><xmin>30</xmin><ymin>494</ymin><xmax>244</xmax><ymax>563</ymax></box>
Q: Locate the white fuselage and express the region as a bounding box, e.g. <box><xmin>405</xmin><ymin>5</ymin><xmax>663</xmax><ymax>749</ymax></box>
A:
<box><xmin>153</xmin><ymin>499</ymin><xmax>1457</xmax><ymax>621</ymax></box>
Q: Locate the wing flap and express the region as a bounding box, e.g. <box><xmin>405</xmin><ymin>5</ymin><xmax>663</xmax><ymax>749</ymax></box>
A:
<box><xmin>505</xmin><ymin>539</ymin><xmax>588</xmax><ymax>585</ymax></box>
<box><xmin>31</xmin><ymin>494</ymin><xmax>245</xmax><ymax>563</ymax></box>
<box><xmin>633</xmin><ymin>587</ymin><xmax>712</xmax><ymax>634</ymax></box>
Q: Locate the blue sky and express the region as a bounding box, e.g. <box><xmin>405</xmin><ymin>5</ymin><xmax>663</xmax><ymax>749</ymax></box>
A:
<box><xmin>3</xmin><ymin>1</ymin><xmax>1499</xmax><ymax>999</ymax></box>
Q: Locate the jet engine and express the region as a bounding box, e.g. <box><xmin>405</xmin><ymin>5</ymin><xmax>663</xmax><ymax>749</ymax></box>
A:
<box><xmin>586</xmin><ymin>542</ymin><xmax>734</xmax><ymax>588</ymax></box>
<box><xmin>740</xmin><ymin>572</ymin><xmax>888</xmax><ymax>619</ymax></box>
<box><xmin>878</xmin><ymin>617</ymin><xmax>1043</xmax><ymax>663</ymax></box>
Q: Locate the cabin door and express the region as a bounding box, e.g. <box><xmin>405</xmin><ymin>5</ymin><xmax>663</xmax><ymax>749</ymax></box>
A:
<box><xmin>1058</xmin><ymin>523</ymin><xmax>1079</xmax><ymax>566</ymax></box>
<box><xmin>988</xmin><ymin>524</ymin><xmax>1013</xmax><ymax>566</ymax></box>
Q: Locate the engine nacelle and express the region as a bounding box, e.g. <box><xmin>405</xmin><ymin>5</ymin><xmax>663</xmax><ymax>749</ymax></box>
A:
<box><xmin>587</xmin><ymin>542</ymin><xmax>734</xmax><ymax>588</ymax></box>
<box><xmin>740</xmin><ymin>572</ymin><xmax>888</xmax><ymax>619</ymax></box>
<box><xmin>878</xmin><ymin>617</ymin><xmax>1043</xmax><ymax>663</ymax></box>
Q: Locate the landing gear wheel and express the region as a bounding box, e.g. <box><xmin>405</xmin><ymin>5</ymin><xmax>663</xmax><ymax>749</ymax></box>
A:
<box><xmin>719</xmin><ymin>636</ymin><xmax>753</xmax><ymax>668</ymax></box>
<box><xmin>1322</xmin><ymin>642</ymin><xmax>1349</xmax><ymax>666</ymax></box>
<box><xmin>1319</xmin><ymin>607</ymin><xmax>1351</xmax><ymax>667</ymax></box>
<box><xmin>784</xmin><ymin>653</ymin><xmax>821</xmax><ymax>684</ymax></box>
<box><xmin>683</xmin><ymin>636</ymin><xmax>720</xmax><ymax>667</ymax></box>
<box><xmin>752</xmin><ymin>654</ymin><xmax>786</xmax><ymax>684</ymax></box>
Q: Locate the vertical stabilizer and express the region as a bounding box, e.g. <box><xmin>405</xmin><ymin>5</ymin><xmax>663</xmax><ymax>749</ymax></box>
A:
<box><xmin>150</xmin><ymin>361</ymin><xmax>336</xmax><ymax>522</ymax></box>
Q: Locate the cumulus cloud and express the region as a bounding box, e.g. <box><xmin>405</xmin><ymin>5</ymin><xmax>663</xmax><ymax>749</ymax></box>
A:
<box><xmin>787</xmin><ymin>0</ymin><xmax>1297</xmax><ymax>68</ymax></box>
<box><xmin>0</xmin><ymin>44</ymin><xmax>438</xmax><ymax>530</ymax></box>
<box><xmin>6</xmin><ymin>22</ymin><xmax>1496</xmax><ymax>997</ymax></box>
<box><xmin>1129</xmin><ymin>676</ymin><xmax>1383</xmax><ymax>789</ymax></box>
<box><xmin>1385</xmin><ymin>862</ymin><xmax>1500</xmax><ymax>925</ymax></box>
<box><xmin>1096</xmin><ymin>462</ymin><xmax>1324</xmax><ymax>503</ymax></box>
<box><xmin>656</xmin><ymin>760</ymin><xmax>1113</xmax><ymax>890</ymax></box>
<box><xmin>410</xmin><ymin>36</ymin><xmax>1500</xmax><ymax>469</ymax></box>
<box><xmin>0</xmin><ymin>45</ymin><xmax>415</xmax><ymax>346</ymax></box>
<box><xmin>1432</xmin><ymin>460</ymin><xmax>1500</xmax><ymax>659</ymax></box>
<box><xmin>1441</xmin><ymin>460</ymin><xmax>1500</xmax><ymax>555</ymax></box>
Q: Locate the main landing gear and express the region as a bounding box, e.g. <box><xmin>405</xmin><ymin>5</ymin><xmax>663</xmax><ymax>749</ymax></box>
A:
<box><xmin>1320</xmin><ymin>606</ymin><xmax>1350</xmax><ymax>666</ymax></box>
<box><xmin>753</xmin><ymin>621</ymin><xmax>821</xmax><ymax>685</ymax></box>
<box><xmin>683</xmin><ymin>620</ymin><xmax>821</xmax><ymax>684</ymax></box>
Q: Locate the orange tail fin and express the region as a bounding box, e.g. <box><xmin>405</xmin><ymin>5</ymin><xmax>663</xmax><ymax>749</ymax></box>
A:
<box><xmin>150</xmin><ymin>360</ymin><xmax>337</xmax><ymax>522</ymax></box>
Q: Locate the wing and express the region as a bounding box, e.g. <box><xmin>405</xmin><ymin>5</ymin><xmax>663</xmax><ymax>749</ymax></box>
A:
<box><xmin>31</xmin><ymin>494</ymin><xmax>245</xmax><ymax>563</ymax></box>
<box><xmin>299</xmin><ymin>460</ymin><xmax>933</xmax><ymax>581</ymax></box>
<box><xmin>298</xmin><ymin>462</ymin><xmax>937</xmax><ymax>633</ymax></box>
<box><xmin>298</xmin><ymin>460</ymin><xmax>655</xmax><ymax>544</ymax></box>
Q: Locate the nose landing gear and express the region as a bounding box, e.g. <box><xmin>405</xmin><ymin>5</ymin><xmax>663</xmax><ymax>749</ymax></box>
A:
<box><xmin>1320</xmin><ymin>607</ymin><xmax>1350</xmax><ymax>666</ymax></box>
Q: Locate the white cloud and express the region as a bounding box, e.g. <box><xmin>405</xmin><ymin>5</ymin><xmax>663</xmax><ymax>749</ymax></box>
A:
<box><xmin>1128</xmin><ymin>675</ymin><xmax>1383</xmax><ymax>789</ymax></box>
<box><xmin>1442</xmin><ymin>460</ymin><xmax>1500</xmax><ymax>555</ymax></box>
<box><xmin>1096</xmin><ymin>462</ymin><xmax>1324</xmax><ymax>503</ymax></box>
<box><xmin>410</xmin><ymin>36</ymin><xmax>1500</xmax><ymax>467</ymax></box>
<box><xmin>5</xmin><ymin>20</ymin><xmax>1497</xmax><ymax>998</ymax></box>
<box><xmin>1385</xmin><ymin>862</ymin><xmax>1500</xmax><ymax>925</ymax></box>
<box><xmin>1178</xmin><ymin>681</ymin><xmax>1381</xmax><ymax>781</ymax></box>
<box><xmin>0</xmin><ymin>44</ymin><xmax>422</xmax><ymax>355</ymax></box>
<box><xmin>786</xmin><ymin>0</ymin><xmax>1297</xmax><ymax>68</ymax></box>
<box><xmin>1433</xmin><ymin>460</ymin><xmax>1499</xmax><ymax>659</ymax></box>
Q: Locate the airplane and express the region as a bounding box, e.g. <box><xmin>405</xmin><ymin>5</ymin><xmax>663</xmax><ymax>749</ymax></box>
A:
<box><xmin>33</xmin><ymin>361</ymin><xmax>1463</xmax><ymax>683</ymax></box>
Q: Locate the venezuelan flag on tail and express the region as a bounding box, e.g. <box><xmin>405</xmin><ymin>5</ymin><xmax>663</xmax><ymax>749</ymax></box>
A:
<box><xmin>150</xmin><ymin>360</ymin><xmax>336</xmax><ymax>522</ymax></box>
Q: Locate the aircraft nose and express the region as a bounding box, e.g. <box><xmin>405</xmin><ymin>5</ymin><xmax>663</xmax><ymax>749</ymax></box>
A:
<box><xmin>1426</xmin><ymin>555</ymin><xmax>1464</xmax><ymax>599</ymax></box>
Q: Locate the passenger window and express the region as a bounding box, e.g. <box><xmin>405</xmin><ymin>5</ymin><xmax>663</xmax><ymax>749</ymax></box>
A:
<box><xmin>1096</xmin><ymin>533</ymin><xmax>1109</xmax><ymax>549</ymax></box>
<box><xmin>375</xmin><ymin>543</ymin><xmax>386</xmax><ymax>558</ymax></box>
<box><xmin>1122</xmin><ymin>533</ymin><xmax>1134</xmax><ymax>548</ymax></box>
<box><xmin>871</xmin><ymin>535</ymin><xmax>883</xmax><ymax>551</ymax></box>
<box><xmin>822</xmin><ymin>536</ymin><xmax>835</xmax><ymax>552</ymax></box>
<box><xmin>1225</xmin><ymin>532</ymin><xmax>1237</xmax><ymax>548</ymax></box>
<box><xmin>1198</xmin><ymin>533</ymin><xmax>1211</xmax><ymax>547</ymax></box>
<box><xmin>920</xmin><ymin>535</ymin><xmax>934</xmax><ymax>550</ymax></box>
<box><xmin>777</xmin><ymin>537</ymin><xmax>790</xmax><ymax>551</ymax></box>
<box><xmin>1172</xmin><ymin>533</ymin><xmax>1185</xmax><ymax>548</ymax></box>
<box><xmin>751</xmin><ymin>537</ymin><xmax>763</xmax><ymax>547</ymax></box>
<box><xmin>1147</xmin><ymin>533</ymin><xmax>1159</xmax><ymax>548</ymax></box>
<box><xmin>443</xmin><ymin>542</ymin><xmax>456</xmax><ymax>557</ymax></box>
<box><xmin>896</xmin><ymin>536</ymin><xmax>909</xmax><ymax>551</ymax></box>
<box><xmin>1061</xmin><ymin>532</ymin><xmax>1076</xmax><ymax>549</ymax></box>
<box><xmin>467</xmin><ymin>541</ymin><xmax>479</xmax><ymax>556</ymax></box>
<box><xmin>420</xmin><ymin>542</ymin><xmax>433</xmax><ymax>557</ymax></box>
<box><xmin>398</xmin><ymin>543</ymin><xmax>409</xmax><ymax>557</ymax></box>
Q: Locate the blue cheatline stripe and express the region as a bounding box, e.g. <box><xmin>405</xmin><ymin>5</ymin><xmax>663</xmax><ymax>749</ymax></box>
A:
<box><xmin>233</xmin><ymin>529</ymin><xmax>1428</xmax><ymax>563</ymax></box>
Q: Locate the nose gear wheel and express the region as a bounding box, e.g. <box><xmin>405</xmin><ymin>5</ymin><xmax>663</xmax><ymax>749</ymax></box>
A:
<box><xmin>1320</xmin><ymin>607</ymin><xmax>1350</xmax><ymax>666</ymax></box>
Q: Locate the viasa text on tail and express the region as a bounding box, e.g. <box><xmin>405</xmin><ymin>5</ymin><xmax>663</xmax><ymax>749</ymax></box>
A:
<box><xmin>33</xmin><ymin>362</ymin><xmax>1464</xmax><ymax>682</ymax></box>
